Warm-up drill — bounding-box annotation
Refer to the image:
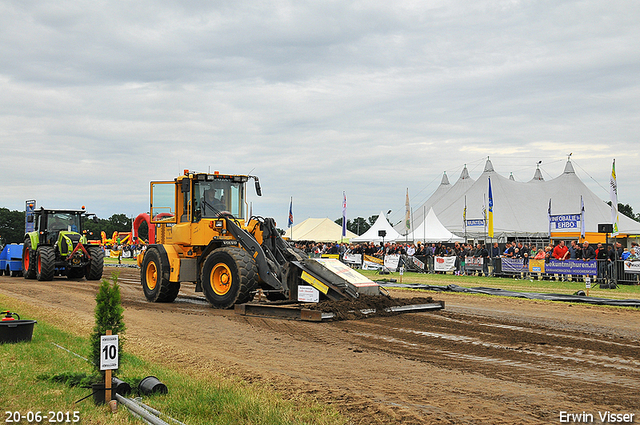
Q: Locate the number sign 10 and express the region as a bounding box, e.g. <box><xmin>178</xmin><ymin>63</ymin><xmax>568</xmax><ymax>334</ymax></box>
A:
<box><xmin>100</xmin><ymin>334</ymin><xmax>119</xmax><ymax>371</ymax></box>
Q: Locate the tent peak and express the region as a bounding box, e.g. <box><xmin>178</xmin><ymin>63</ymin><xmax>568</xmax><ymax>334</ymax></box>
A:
<box><xmin>483</xmin><ymin>157</ymin><xmax>494</xmax><ymax>173</ymax></box>
<box><xmin>531</xmin><ymin>165</ymin><xmax>544</xmax><ymax>181</ymax></box>
<box><xmin>440</xmin><ymin>172</ymin><xmax>450</xmax><ymax>185</ymax></box>
<box><xmin>563</xmin><ymin>160</ymin><xmax>575</xmax><ymax>174</ymax></box>
<box><xmin>460</xmin><ymin>164</ymin><xmax>470</xmax><ymax>180</ymax></box>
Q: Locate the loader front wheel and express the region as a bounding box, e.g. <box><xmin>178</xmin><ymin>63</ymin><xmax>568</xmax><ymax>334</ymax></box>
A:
<box><xmin>202</xmin><ymin>247</ymin><xmax>257</xmax><ymax>309</ymax></box>
<box><xmin>141</xmin><ymin>248</ymin><xmax>180</xmax><ymax>303</ymax></box>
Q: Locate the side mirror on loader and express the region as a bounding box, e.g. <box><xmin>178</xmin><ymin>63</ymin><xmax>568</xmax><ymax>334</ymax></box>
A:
<box><xmin>254</xmin><ymin>178</ymin><xmax>262</xmax><ymax>196</ymax></box>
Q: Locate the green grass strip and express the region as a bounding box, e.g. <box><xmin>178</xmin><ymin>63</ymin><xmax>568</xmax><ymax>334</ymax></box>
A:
<box><xmin>0</xmin><ymin>295</ymin><xmax>346</xmax><ymax>425</ymax></box>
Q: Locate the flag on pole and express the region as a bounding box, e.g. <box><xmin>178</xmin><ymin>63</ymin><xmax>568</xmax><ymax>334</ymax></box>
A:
<box><xmin>405</xmin><ymin>188</ymin><xmax>411</xmax><ymax>232</ymax></box>
<box><xmin>580</xmin><ymin>195</ymin><xmax>585</xmax><ymax>240</ymax></box>
<box><xmin>482</xmin><ymin>194</ymin><xmax>487</xmax><ymax>224</ymax></box>
<box><xmin>463</xmin><ymin>195</ymin><xmax>467</xmax><ymax>231</ymax></box>
<box><xmin>548</xmin><ymin>198</ymin><xmax>552</xmax><ymax>237</ymax></box>
<box><xmin>610</xmin><ymin>159</ymin><xmax>619</xmax><ymax>236</ymax></box>
<box><xmin>488</xmin><ymin>178</ymin><xmax>494</xmax><ymax>238</ymax></box>
<box><xmin>341</xmin><ymin>192</ymin><xmax>347</xmax><ymax>238</ymax></box>
<box><xmin>287</xmin><ymin>198</ymin><xmax>293</xmax><ymax>228</ymax></box>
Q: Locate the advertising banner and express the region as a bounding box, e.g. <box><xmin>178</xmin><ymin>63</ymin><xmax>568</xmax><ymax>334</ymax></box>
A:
<box><xmin>465</xmin><ymin>219</ymin><xmax>485</xmax><ymax>227</ymax></box>
<box><xmin>364</xmin><ymin>254</ymin><xmax>383</xmax><ymax>265</ymax></box>
<box><xmin>465</xmin><ymin>256</ymin><xmax>483</xmax><ymax>271</ymax></box>
<box><xmin>528</xmin><ymin>259</ymin><xmax>545</xmax><ymax>273</ymax></box>
<box><xmin>545</xmin><ymin>259</ymin><xmax>597</xmax><ymax>275</ymax></box>
<box><xmin>434</xmin><ymin>256</ymin><xmax>456</xmax><ymax>272</ymax></box>
<box><xmin>410</xmin><ymin>256</ymin><xmax>425</xmax><ymax>270</ymax></box>
<box><xmin>343</xmin><ymin>253</ymin><xmax>362</xmax><ymax>265</ymax></box>
<box><xmin>501</xmin><ymin>258</ymin><xmax>525</xmax><ymax>272</ymax></box>
<box><xmin>362</xmin><ymin>254</ymin><xmax>383</xmax><ymax>270</ymax></box>
<box><xmin>384</xmin><ymin>254</ymin><xmax>401</xmax><ymax>270</ymax></box>
<box><xmin>549</xmin><ymin>214</ymin><xmax>582</xmax><ymax>232</ymax></box>
<box><xmin>624</xmin><ymin>260</ymin><xmax>640</xmax><ymax>274</ymax></box>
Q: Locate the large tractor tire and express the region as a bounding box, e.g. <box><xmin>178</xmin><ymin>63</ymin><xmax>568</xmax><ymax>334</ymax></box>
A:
<box><xmin>36</xmin><ymin>246</ymin><xmax>55</xmax><ymax>281</ymax></box>
<box><xmin>201</xmin><ymin>247</ymin><xmax>258</xmax><ymax>309</ymax></box>
<box><xmin>85</xmin><ymin>246</ymin><xmax>104</xmax><ymax>280</ymax></box>
<box><xmin>22</xmin><ymin>239</ymin><xmax>36</xmax><ymax>279</ymax></box>
<box><xmin>141</xmin><ymin>248</ymin><xmax>180</xmax><ymax>302</ymax></box>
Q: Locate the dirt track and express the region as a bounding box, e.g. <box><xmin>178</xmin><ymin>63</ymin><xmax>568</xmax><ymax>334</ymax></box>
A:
<box><xmin>1</xmin><ymin>266</ymin><xmax>639</xmax><ymax>424</ymax></box>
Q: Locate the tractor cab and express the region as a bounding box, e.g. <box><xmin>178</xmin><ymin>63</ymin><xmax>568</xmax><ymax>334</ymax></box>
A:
<box><xmin>22</xmin><ymin>200</ymin><xmax>103</xmax><ymax>281</ymax></box>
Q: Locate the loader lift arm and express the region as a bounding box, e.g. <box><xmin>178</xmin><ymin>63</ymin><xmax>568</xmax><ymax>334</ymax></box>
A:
<box><xmin>220</xmin><ymin>214</ymin><xmax>284</xmax><ymax>292</ymax></box>
<box><xmin>221</xmin><ymin>214</ymin><xmax>371</xmax><ymax>301</ymax></box>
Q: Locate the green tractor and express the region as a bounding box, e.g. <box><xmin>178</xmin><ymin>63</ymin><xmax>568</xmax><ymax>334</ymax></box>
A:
<box><xmin>22</xmin><ymin>200</ymin><xmax>104</xmax><ymax>281</ymax></box>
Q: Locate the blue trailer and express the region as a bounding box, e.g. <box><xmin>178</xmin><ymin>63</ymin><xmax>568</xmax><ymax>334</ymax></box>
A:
<box><xmin>0</xmin><ymin>244</ymin><xmax>23</xmax><ymax>277</ymax></box>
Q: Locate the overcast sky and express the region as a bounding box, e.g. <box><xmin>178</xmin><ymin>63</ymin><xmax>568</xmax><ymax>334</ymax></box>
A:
<box><xmin>1</xmin><ymin>0</ymin><xmax>638</xmax><ymax>229</ymax></box>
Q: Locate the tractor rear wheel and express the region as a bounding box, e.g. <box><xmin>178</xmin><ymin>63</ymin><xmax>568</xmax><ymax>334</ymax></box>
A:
<box><xmin>22</xmin><ymin>239</ymin><xmax>36</xmax><ymax>279</ymax></box>
<box><xmin>201</xmin><ymin>247</ymin><xmax>258</xmax><ymax>309</ymax></box>
<box><xmin>85</xmin><ymin>246</ymin><xmax>104</xmax><ymax>280</ymax></box>
<box><xmin>36</xmin><ymin>246</ymin><xmax>55</xmax><ymax>281</ymax></box>
<box><xmin>141</xmin><ymin>248</ymin><xmax>180</xmax><ymax>302</ymax></box>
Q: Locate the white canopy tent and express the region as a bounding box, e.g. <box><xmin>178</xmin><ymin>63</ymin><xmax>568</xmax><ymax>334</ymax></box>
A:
<box><xmin>283</xmin><ymin>218</ymin><xmax>358</xmax><ymax>242</ymax></box>
<box><xmin>351</xmin><ymin>211</ymin><xmax>402</xmax><ymax>243</ymax></box>
<box><xmin>396</xmin><ymin>207</ymin><xmax>464</xmax><ymax>243</ymax></box>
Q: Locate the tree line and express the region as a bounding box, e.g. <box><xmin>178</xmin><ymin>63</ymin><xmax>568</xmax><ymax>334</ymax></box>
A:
<box><xmin>0</xmin><ymin>208</ymin><xmax>147</xmax><ymax>245</ymax></box>
<box><xmin>334</xmin><ymin>215</ymin><xmax>379</xmax><ymax>236</ymax></box>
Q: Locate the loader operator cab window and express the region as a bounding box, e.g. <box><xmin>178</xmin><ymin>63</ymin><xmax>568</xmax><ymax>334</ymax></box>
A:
<box><xmin>194</xmin><ymin>180</ymin><xmax>244</xmax><ymax>220</ymax></box>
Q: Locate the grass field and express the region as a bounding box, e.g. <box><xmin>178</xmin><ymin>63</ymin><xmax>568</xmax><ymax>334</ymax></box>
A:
<box><xmin>0</xmin><ymin>293</ymin><xmax>346</xmax><ymax>425</ymax></box>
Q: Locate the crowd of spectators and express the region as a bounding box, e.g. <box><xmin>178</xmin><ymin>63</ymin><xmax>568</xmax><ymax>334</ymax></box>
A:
<box><xmin>292</xmin><ymin>239</ymin><xmax>640</xmax><ymax>283</ymax></box>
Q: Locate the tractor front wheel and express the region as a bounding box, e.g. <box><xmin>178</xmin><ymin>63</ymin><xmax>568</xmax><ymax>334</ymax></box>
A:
<box><xmin>85</xmin><ymin>246</ymin><xmax>104</xmax><ymax>280</ymax></box>
<box><xmin>22</xmin><ymin>239</ymin><xmax>36</xmax><ymax>279</ymax></box>
<box><xmin>36</xmin><ymin>246</ymin><xmax>55</xmax><ymax>281</ymax></box>
<box><xmin>141</xmin><ymin>248</ymin><xmax>180</xmax><ymax>302</ymax></box>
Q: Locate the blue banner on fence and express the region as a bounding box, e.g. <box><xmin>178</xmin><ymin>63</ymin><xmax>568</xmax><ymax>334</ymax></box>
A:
<box><xmin>501</xmin><ymin>258</ymin><xmax>525</xmax><ymax>272</ymax></box>
<box><xmin>549</xmin><ymin>214</ymin><xmax>581</xmax><ymax>231</ymax></box>
<box><xmin>545</xmin><ymin>259</ymin><xmax>597</xmax><ymax>275</ymax></box>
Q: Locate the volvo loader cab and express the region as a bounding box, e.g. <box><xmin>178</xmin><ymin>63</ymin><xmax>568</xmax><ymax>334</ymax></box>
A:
<box><xmin>22</xmin><ymin>200</ymin><xmax>104</xmax><ymax>281</ymax></box>
<box><xmin>141</xmin><ymin>170</ymin><xmax>379</xmax><ymax>309</ymax></box>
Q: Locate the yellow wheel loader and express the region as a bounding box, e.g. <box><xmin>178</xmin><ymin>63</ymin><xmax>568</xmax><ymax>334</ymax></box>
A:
<box><xmin>139</xmin><ymin>170</ymin><xmax>380</xmax><ymax>309</ymax></box>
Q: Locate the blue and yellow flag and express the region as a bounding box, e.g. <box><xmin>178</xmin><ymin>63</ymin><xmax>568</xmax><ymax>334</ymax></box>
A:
<box><xmin>488</xmin><ymin>178</ymin><xmax>494</xmax><ymax>238</ymax></box>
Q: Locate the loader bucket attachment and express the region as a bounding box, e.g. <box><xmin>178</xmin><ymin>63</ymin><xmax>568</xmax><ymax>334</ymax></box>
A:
<box><xmin>291</xmin><ymin>258</ymin><xmax>380</xmax><ymax>300</ymax></box>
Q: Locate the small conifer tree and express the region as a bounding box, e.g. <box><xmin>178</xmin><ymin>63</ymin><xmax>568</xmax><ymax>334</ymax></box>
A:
<box><xmin>91</xmin><ymin>271</ymin><xmax>126</xmax><ymax>376</ymax></box>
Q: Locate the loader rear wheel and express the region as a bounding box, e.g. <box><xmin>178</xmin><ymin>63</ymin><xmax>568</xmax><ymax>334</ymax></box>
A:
<box><xmin>85</xmin><ymin>246</ymin><xmax>104</xmax><ymax>280</ymax></box>
<box><xmin>22</xmin><ymin>239</ymin><xmax>36</xmax><ymax>279</ymax></box>
<box><xmin>36</xmin><ymin>246</ymin><xmax>55</xmax><ymax>281</ymax></box>
<box><xmin>202</xmin><ymin>247</ymin><xmax>258</xmax><ymax>309</ymax></box>
<box><xmin>141</xmin><ymin>248</ymin><xmax>180</xmax><ymax>303</ymax></box>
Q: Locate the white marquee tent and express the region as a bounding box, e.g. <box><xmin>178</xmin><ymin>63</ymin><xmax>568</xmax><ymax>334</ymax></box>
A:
<box><xmin>283</xmin><ymin>218</ymin><xmax>358</xmax><ymax>242</ymax></box>
<box><xmin>396</xmin><ymin>207</ymin><xmax>464</xmax><ymax>243</ymax></box>
<box><xmin>351</xmin><ymin>211</ymin><xmax>402</xmax><ymax>243</ymax></box>
<box><xmin>400</xmin><ymin>158</ymin><xmax>640</xmax><ymax>240</ymax></box>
